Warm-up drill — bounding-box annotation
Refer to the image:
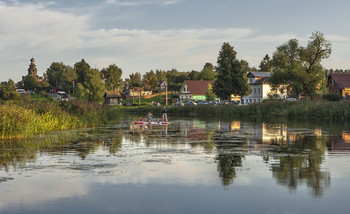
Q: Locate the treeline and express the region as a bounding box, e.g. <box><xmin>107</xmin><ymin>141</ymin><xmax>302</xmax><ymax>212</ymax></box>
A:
<box><xmin>0</xmin><ymin>30</ymin><xmax>346</xmax><ymax>104</ymax></box>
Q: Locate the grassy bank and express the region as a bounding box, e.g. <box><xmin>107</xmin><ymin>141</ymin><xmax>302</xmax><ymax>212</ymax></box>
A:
<box><xmin>121</xmin><ymin>100</ymin><xmax>350</xmax><ymax>120</ymax></box>
<box><xmin>0</xmin><ymin>99</ymin><xmax>121</xmax><ymax>139</ymax></box>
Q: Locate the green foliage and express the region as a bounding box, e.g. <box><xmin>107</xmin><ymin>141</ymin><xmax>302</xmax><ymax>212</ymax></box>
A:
<box><xmin>46</xmin><ymin>62</ymin><xmax>76</xmax><ymax>89</ymax></box>
<box><xmin>323</xmin><ymin>93</ymin><xmax>343</xmax><ymax>102</ymax></box>
<box><xmin>270</xmin><ymin>31</ymin><xmax>331</xmax><ymax>98</ymax></box>
<box><xmin>214</xmin><ymin>42</ymin><xmax>252</xmax><ymax>99</ymax></box>
<box><xmin>127</xmin><ymin>72</ymin><xmax>142</xmax><ymax>87</ymax></box>
<box><xmin>23</xmin><ymin>76</ymin><xmax>38</xmax><ymax>91</ymax></box>
<box><xmin>206</xmin><ymin>84</ymin><xmax>216</xmax><ymax>101</ymax></box>
<box><xmin>76</xmin><ymin>69</ymin><xmax>105</xmax><ymax>103</ymax></box>
<box><xmin>259</xmin><ymin>54</ymin><xmax>272</xmax><ymax>72</ymax></box>
<box><xmin>142</xmin><ymin>70</ymin><xmax>158</xmax><ymax>90</ymax></box>
<box><xmin>102</xmin><ymin>64</ymin><xmax>123</xmax><ymax>91</ymax></box>
<box><xmin>74</xmin><ymin>59</ymin><xmax>91</xmax><ymax>84</ymax></box>
<box><xmin>199</xmin><ymin>63</ymin><xmax>217</xmax><ymax>80</ymax></box>
<box><xmin>0</xmin><ymin>80</ymin><xmax>19</xmax><ymax>101</ymax></box>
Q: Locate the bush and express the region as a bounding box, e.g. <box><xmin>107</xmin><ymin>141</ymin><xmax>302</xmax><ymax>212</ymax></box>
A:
<box><xmin>323</xmin><ymin>93</ymin><xmax>343</xmax><ymax>102</ymax></box>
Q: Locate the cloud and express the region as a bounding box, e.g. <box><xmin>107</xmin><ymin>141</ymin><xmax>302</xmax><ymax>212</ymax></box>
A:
<box><xmin>104</xmin><ymin>0</ymin><xmax>182</xmax><ymax>6</ymax></box>
<box><xmin>1</xmin><ymin>1</ymin><xmax>348</xmax><ymax>82</ymax></box>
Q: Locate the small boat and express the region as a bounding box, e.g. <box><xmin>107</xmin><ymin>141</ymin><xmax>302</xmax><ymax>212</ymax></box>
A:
<box><xmin>134</xmin><ymin>121</ymin><xmax>169</xmax><ymax>125</ymax></box>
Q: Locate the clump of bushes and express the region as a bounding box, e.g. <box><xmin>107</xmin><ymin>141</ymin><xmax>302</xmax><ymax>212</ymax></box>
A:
<box><xmin>323</xmin><ymin>93</ymin><xmax>343</xmax><ymax>102</ymax></box>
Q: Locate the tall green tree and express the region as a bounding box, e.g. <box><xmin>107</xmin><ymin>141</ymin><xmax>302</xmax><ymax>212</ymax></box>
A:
<box><xmin>259</xmin><ymin>54</ymin><xmax>272</xmax><ymax>72</ymax></box>
<box><xmin>23</xmin><ymin>76</ymin><xmax>38</xmax><ymax>91</ymax></box>
<box><xmin>213</xmin><ymin>42</ymin><xmax>251</xmax><ymax>100</ymax></box>
<box><xmin>270</xmin><ymin>31</ymin><xmax>331</xmax><ymax>98</ymax></box>
<box><xmin>102</xmin><ymin>64</ymin><xmax>123</xmax><ymax>91</ymax></box>
<box><xmin>205</xmin><ymin>83</ymin><xmax>216</xmax><ymax>101</ymax></box>
<box><xmin>127</xmin><ymin>72</ymin><xmax>142</xmax><ymax>87</ymax></box>
<box><xmin>143</xmin><ymin>70</ymin><xmax>158</xmax><ymax>89</ymax></box>
<box><xmin>199</xmin><ymin>62</ymin><xmax>217</xmax><ymax>80</ymax></box>
<box><xmin>74</xmin><ymin>59</ymin><xmax>91</xmax><ymax>84</ymax></box>
<box><xmin>76</xmin><ymin>69</ymin><xmax>105</xmax><ymax>102</ymax></box>
<box><xmin>46</xmin><ymin>62</ymin><xmax>76</xmax><ymax>88</ymax></box>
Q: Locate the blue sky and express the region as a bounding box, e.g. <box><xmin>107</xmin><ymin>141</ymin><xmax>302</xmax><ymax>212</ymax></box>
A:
<box><xmin>1</xmin><ymin>0</ymin><xmax>350</xmax><ymax>82</ymax></box>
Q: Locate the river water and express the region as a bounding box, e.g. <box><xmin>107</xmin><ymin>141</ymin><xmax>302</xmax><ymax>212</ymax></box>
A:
<box><xmin>0</xmin><ymin>115</ymin><xmax>349</xmax><ymax>214</ymax></box>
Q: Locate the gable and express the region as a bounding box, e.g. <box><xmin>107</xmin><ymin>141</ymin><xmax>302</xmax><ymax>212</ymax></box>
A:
<box><xmin>329</xmin><ymin>73</ymin><xmax>350</xmax><ymax>89</ymax></box>
<box><xmin>183</xmin><ymin>80</ymin><xmax>214</xmax><ymax>95</ymax></box>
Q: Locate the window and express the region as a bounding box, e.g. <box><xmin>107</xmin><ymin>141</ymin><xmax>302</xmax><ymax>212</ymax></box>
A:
<box><xmin>254</xmin><ymin>88</ymin><xmax>256</xmax><ymax>94</ymax></box>
<box><xmin>258</xmin><ymin>88</ymin><xmax>261</xmax><ymax>94</ymax></box>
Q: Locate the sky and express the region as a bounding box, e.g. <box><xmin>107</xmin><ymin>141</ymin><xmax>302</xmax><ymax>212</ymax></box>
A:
<box><xmin>1</xmin><ymin>0</ymin><xmax>350</xmax><ymax>82</ymax></box>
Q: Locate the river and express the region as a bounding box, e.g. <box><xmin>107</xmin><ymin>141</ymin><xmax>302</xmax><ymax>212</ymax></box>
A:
<box><xmin>0</xmin><ymin>115</ymin><xmax>349</xmax><ymax>214</ymax></box>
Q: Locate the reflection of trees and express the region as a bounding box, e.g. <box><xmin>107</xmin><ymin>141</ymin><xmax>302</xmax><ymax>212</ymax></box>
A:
<box><xmin>0</xmin><ymin>127</ymin><xmax>124</xmax><ymax>171</ymax></box>
<box><xmin>216</xmin><ymin>153</ymin><xmax>243</xmax><ymax>186</ymax></box>
<box><xmin>269</xmin><ymin>136</ymin><xmax>330</xmax><ymax>198</ymax></box>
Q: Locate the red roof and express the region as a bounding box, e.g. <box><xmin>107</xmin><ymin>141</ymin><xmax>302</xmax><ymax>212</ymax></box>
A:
<box><xmin>329</xmin><ymin>73</ymin><xmax>350</xmax><ymax>89</ymax></box>
<box><xmin>184</xmin><ymin>80</ymin><xmax>214</xmax><ymax>95</ymax></box>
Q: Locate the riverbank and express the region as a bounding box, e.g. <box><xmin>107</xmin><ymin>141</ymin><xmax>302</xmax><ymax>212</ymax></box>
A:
<box><xmin>120</xmin><ymin>100</ymin><xmax>350</xmax><ymax>120</ymax></box>
<box><xmin>0</xmin><ymin>100</ymin><xmax>120</xmax><ymax>139</ymax></box>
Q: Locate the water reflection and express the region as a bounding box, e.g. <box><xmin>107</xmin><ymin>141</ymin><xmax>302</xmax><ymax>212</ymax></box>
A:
<box><xmin>0</xmin><ymin>117</ymin><xmax>350</xmax><ymax>201</ymax></box>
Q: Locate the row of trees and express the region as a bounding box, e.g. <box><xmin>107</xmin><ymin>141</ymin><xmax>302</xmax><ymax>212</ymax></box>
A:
<box><xmin>0</xmin><ymin>31</ymin><xmax>333</xmax><ymax>103</ymax></box>
<box><xmin>212</xmin><ymin>31</ymin><xmax>332</xmax><ymax>100</ymax></box>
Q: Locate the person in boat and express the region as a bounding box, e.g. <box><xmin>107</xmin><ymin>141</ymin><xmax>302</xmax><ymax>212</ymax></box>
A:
<box><xmin>140</xmin><ymin>117</ymin><xmax>143</xmax><ymax>121</ymax></box>
<box><xmin>146</xmin><ymin>112</ymin><xmax>153</xmax><ymax>122</ymax></box>
<box><xmin>162</xmin><ymin>106</ymin><xmax>168</xmax><ymax>122</ymax></box>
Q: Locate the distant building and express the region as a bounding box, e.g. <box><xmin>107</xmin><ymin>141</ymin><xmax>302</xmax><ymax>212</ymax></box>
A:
<box><xmin>179</xmin><ymin>80</ymin><xmax>214</xmax><ymax>101</ymax></box>
<box><xmin>18</xmin><ymin>58</ymin><xmax>43</xmax><ymax>88</ymax></box>
<box><xmin>104</xmin><ymin>91</ymin><xmax>122</xmax><ymax>105</ymax></box>
<box><xmin>328</xmin><ymin>73</ymin><xmax>350</xmax><ymax>97</ymax></box>
<box><xmin>23</xmin><ymin>57</ymin><xmax>43</xmax><ymax>82</ymax></box>
<box><xmin>244</xmin><ymin>72</ymin><xmax>286</xmax><ymax>104</ymax></box>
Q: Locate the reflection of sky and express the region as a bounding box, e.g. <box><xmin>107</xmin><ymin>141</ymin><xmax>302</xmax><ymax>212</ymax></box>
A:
<box><xmin>1</xmin><ymin>119</ymin><xmax>350</xmax><ymax>213</ymax></box>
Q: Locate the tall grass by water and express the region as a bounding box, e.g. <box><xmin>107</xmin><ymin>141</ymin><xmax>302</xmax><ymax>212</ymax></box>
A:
<box><xmin>121</xmin><ymin>100</ymin><xmax>350</xmax><ymax>120</ymax></box>
<box><xmin>0</xmin><ymin>103</ymin><xmax>80</xmax><ymax>139</ymax></box>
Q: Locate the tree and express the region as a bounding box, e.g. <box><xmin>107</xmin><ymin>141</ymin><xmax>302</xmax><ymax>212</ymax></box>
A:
<box><xmin>23</xmin><ymin>76</ymin><xmax>38</xmax><ymax>91</ymax></box>
<box><xmin>127</xmin><ymin>72</ymin><xmax>142</xmax><ymax>87</ymax></box>
<box><xmin>205</xmin><ymin>83</ymin><xmax>216</xmax><ymax>101</ymax></box>
<box><xmin>199</xmin><ymin>63</ymin><xmax>217</xmax><ymax>80</ymax></box>
<box><xmin>76</xmin><ymin>69</ymin><xmax>105</xmax><ymax>102</ymax></box>
<box><xmin>74</xmin><ymin>59</ymin><xmax>91</xmax><ymax>84</ymax></box>
<box><xmin>102</xmin><ymin>64</ymin><xmax>123</xmax><ymax>91</ymax></box>
<box><xmin>270</xmin><ymin>31</ymin><xmax>331</xmax><ymax>98</ymax></box>
<box><xmin>0</xmin><ymin>79</ymin><xmax>19</xmax><ymax>100</ymax></box>
<box><xmin>188</xmin><ymin>70</ymin><xmax>200</xmax><ymax>80</ymax></box>
<box><xmin>213</xmin><ymin>42</ymin><xmax>251</xmax><ymax>100</ymax></box>
<box><xmin>46</xmin><ymin>62</ymin><xmax>76</xmax><ymax>89</ymax></box>
<box><xmin>259</xmin><ymin>54</ymin><xmax>272</xmax><ymax>72</ymax></box>
<box><xmin>142</xmin><ymin>70</ymin><xmax>158</xmax><ymax>89</ymax></box>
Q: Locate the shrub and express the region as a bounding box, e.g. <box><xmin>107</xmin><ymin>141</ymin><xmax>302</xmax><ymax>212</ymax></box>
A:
<box><xmin>323</xmin><ymin>93</ymin><xmax>343</xmax><ymax>102</ymax></box>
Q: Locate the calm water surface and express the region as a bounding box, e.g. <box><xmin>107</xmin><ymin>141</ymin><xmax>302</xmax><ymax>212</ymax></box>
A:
<box><xmin>0</xmin><ymin>116</ymin><xmax>350</xmax><ymax>214</ymax></box>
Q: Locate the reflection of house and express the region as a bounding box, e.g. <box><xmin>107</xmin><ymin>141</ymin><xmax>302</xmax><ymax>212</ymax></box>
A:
<box><xmin>104</xmin><ymin>91</ymin><xmax>122</xmax><ymax>105</ymax></box>
<box><xmin>328</xmin><ymin>131</ymin><xmax>350</xmax><ymax>151</ymax></box>
<box><xmin>328</xmin><ymin>73</ymin><xmax>350</xmax><ymax>97</ymax></box>
<box><xmin>244</xmin><ymin>72</ymin><xmax>286</xmax><ymax>104</ymax></box>
<box><xmin>179</xmin><ymin>80</ymin><xmax>214</xmax><ymax>101</ymax></box>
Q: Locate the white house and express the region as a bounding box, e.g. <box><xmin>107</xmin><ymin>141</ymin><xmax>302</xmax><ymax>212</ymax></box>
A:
<box><xmin>244</xmin><ymin>72</ymin><xmax>286</xmax><ymax>104</ymax></box>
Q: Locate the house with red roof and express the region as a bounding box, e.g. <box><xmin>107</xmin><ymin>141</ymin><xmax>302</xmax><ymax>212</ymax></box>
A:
<box><xmin>328</xmin><ymin>73</ymin><xmax>350</xmax><ymax>97</ymax></box>
<box><xmin>179</xmin><ymin>80</ymin><xmax>214</xmax><ymax>102</ymax></box>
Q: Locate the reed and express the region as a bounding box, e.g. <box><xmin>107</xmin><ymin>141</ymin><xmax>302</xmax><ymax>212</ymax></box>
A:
<box><xmin>120</xmin><ymin>100</ymin><xmax>350</xmax><ymax>120</ymax></box>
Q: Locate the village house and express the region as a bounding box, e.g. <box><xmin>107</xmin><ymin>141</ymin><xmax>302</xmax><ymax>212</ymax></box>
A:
<box><xmin>104</xmin><ymin>91</ymin><xmax>122</xmax><ymax>105</ymax></box>
<box><xmin>243</xmin><ymin>72</ymin><xmax>286</xmax><ymax>104</ymax></box>
<box><xmin>157</xmin><ymin>80</ymin><xmax>167</xmax><ymax>91</ymax></box>
<box><xmin>328</xmin><ymin>73</ymin><xmax>350</xmax><ymax>98</ymax></box>
<box><xmin>179</xmin><ymin>80</ymin><xmax>214</xmax><ymax>102</ymax></box>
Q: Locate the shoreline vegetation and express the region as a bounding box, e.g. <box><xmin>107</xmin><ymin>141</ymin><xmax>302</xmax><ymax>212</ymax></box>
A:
<box><xmin>121</xmin><ymin>100</ymin><xmax>350</xmax><ymax>120</ymax></box>
<box><xmin>1</xmin><ymin>97</ymin><xmax>350</xmax><ymax>139</ymax></box>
